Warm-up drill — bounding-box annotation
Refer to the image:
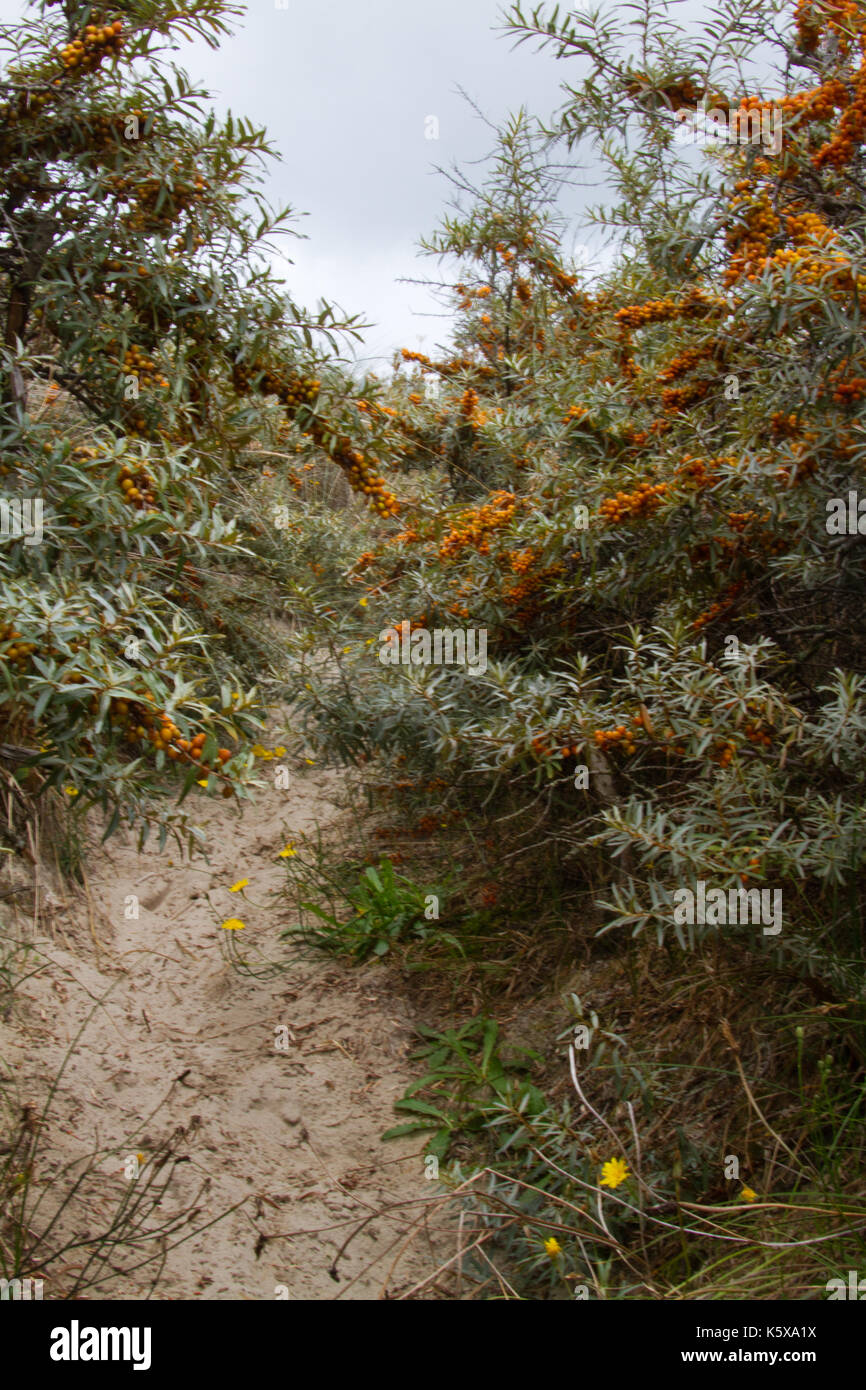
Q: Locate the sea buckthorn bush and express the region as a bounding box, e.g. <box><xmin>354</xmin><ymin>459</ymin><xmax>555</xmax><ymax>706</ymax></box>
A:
<box><xmin>0</xmin><ymin>0</ymin><xmax>398</xmax><ymax>838</ymax></box>
<box><xmin>289</xmin><ymin>0</ymin><xmax>866</xmax><ymax>983</ymax></box>
<box><xmin>279</xmin><ymin>0</ymin><xmax>866</xmax><ymax>1298</ymax></box>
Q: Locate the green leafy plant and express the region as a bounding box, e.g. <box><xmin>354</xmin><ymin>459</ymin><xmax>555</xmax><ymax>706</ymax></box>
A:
<box><xmin>383</xmin><ymin>1018</ymin><xmax>544</xmax><ymax>1162</ymax></box>
<box><xmin>282</xmin><ymin>856</ymin><xmax>457</xmax><ymax>961</ymax></box>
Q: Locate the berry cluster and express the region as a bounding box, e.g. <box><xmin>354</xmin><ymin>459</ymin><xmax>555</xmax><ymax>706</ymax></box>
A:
<box><xmin>726</xmin><ymin>510</ymin><xmax>759</xmax><ymax>533</ymax></box>
<box><xmin>60</xmin><ymin>19</ymin><xmax>123</xmax><ymax>72</ymax></box>
<box><xmin>399</xmin><ymin>347</ymin><xmax>495</xmax><ymax>380</ymax></box>
<box><xmin>744</xmin><ymin>715</ymin><xmax>774</xmax><ymax>749</ymax></box>
<box><xmin>692</xmin><ymin>580</ymin><xmax>744</xmax><ymax>632</ymax></box>
<box><xmin>557</xmin><ymin>738</ymin><xmax>581</xmax><ymax>757</ymax></box>
<box><xmin>122</xmin><ymin>167</ymin><xmax>209</xmax><ymax>232</ymax></box>
<box><xmin>599</xmin><ymin>480</ymin><xmax>667</xmax><ymax>522</ymax></box>
<box><xmin>438</xmin><ymin>491</ymin><xmax>517</xmax><ymax>559</ymax></box>
<box><xmin>677</xmin><ymin>454</ymin><xmax>734</xmax><ymax>489</ymax></box>
<box><xmin>0</xmin><ymin>89</ymin><xmax>52</xmax><ymax>124</ymax></box>
<box><xmin>657</xmin><ymin>345</ymin><xmax>715</xmax><ymax>383</ymax></box>
<box><xmin>778</xmin><ymin>80</ymin><xmax>847</xmax><ymax>131</ymax></box>
<box><xmin>89</xmin><ymin>109</ymin><xmax>146</xmax><ymax>147</ymax></box>
<box><xmin>117</xmin><ymin>460</ymin><xmax>157</xmax><ymax>509</ymax></box>
<box><xmin>122</xmin><ymin>410</ymin><xmax>150</xmax><ymax>437</ymax></box>
<box><xmin>831</xmin><ymin>377</ymin><xmax>866</xmax><ymax>405</ymax></box>
<box><xmin>507</xmin><ymin>548</ymin><xmax>536</xmax><ymax>576</ymax></box>
<box><xmin>117</xmin><ymin>344</ymin><xmax>169</xmax><ymax>391</ymax></box>
<box><xmin>529</xmin><ymin>734</ymin><xmax>551</xmax><ymax>760</ymax></box>
<box><xmin>232</xmin><ymin>363</ymin><xmax>320</xmax><ymax>413</ymax></box>
<box><xmin>770</xmin><ymin>411</ymin><xmax>802</xmax><ymax>438</ymax></box>
<box><xmin>331</xmin><ymin>439</ymin><xmax>400</xmax><ymax>517</ymax></box>
<box><xmin>502</xmin><ymin>560</ymin><xmax>564</xmax><ymax>619</ymax></box>
<box><xmin>105</xmin><ymin>697</ymin><xmax>235</xmax><ymax>793</ymax></box>
<box><xmin>541</xmin><ymin>257</ymin><xmax>579</xmax><ymax>296</ymax></box>
<box><xmin>661</xmin><ymin>380</ymin><xmax>710</xmax><ymax>411</ymax></box>
<box><xmin>454</xmin><ymin>281</ymin><xmax>493</xmax><ymax>303</ymax></box>
<box><xmin>767</xmin><ymin>244</ymin><xmax>853</xmax><ymax>289</ymax></box>
<box><xmin>621</xmin><ymin>425</ymin><xmax>649</xmax><ymax>447</ymax></box>
<box><xmin>594</xmin><ymin>723</ymin><xmax>639</xmax><ymax>755</ymax></box>
<box><xmin>0</xmin><ymin>622</ymin><xmax>39</xmax><ymax>671</ymax></box>
<box><xmin>515</xmin><ymin>277</ymin><xmax>533</xmax><ymax>304</ymax></box>
<box><xmin>615</xmin><ymin>288</ymin><xmax>722</xmax><ymax>330</ymax></box>
<box><xmin>724</xmin><ymin>193</ymin><xmax>780</xmax><ymax>285</ymax></box>
<box><xmin>812</xmin><ymin>65</ymin><xmax>866</xmax><ymax>170</ymax></box>
<box><xmin>794</xmin><ymin>0</ymin><xmax>822</xmax><ymax>52</ymax></box>
<box><xmin>615</xmin><ymin>298</ymin><xmax>681</xmax><ymax>330</ymax></box>
<box><xmin>270</xmin><ymin>371</ymin><xmax>320</xmax><ymax>410</ymax></box>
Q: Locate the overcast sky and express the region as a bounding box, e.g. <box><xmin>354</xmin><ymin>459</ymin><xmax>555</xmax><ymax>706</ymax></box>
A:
<box><xmin>174</xmin><ymin>0</ymin><xmax>581</xmax><ymax>368</ymax></box>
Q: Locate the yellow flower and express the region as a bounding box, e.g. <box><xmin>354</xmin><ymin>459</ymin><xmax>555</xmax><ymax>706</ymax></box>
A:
<box><xmin>229</xmin><ymin>878</ymin><xmax>249</xmax><ymax>893</ymax></box>
<box><xmin>304</xmin><ymin>757</ymin><xmax>315</xmax><ymax>765</ymax></box>
<box><xmin>358</xmin><ymin>596</ymin><xmax>368</xmax><ymax>607</ymax></box>
<box><xmin>197</xmin><ymin>778</ymin><xmax>210</xmax><ymax>788</ymax></box>
<box><xmin>342</xmin><ymin>646</ymin><xmax>351</xmax><ymax>654</ymax></box>
<box><xmin>740</xmin><ymin>1185</ymin><xmax>757</xmax><ymax>1202</ymax></box>
<box><xmin>278</xmin><ymin>844</ymin><xmax>296</xmax><ymax>858</ymax></box>
<box><xmin>544</xmin><ymin>1237</ymin><xmax>562</xmax><ymax>1258</ymax></box>
<box><xmin>64</xmin><ymin>785</ymin><xmax>79</xmax><ymax>797</ymax></box>
<box><xmin>274</xmin><ymin>745</ymin><xmax>286</xmax><ymax>757</ymax></box>
<box><xmin>221</xmin><ymin>918</ymin><xmax>246</xmax><ymax>931</ymax></box>
<box><xmin>599</xmin><ymin>1157</ymin><xmax>630</xmax><ymax>1189</ymax></box>
<box><xmin>251</xmin><ymin>743</ymin><xmax>268</xmax><ymax>758</ymax></box>
<box><xmin>261</xmin><ymin>750</ymin><xmax>273</xmax><ymax>760</ymax></box>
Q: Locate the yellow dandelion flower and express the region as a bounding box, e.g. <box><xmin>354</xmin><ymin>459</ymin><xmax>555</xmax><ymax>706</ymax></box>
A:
<box><xmin>599</xmin><ymin>1157</ymin><xmax>630</xmax><ymax>1189</ymax></box>
<box><xmin>740</xmin><ymin>1185</ymin><xmax>757</xmax><ymax>1202</ymax></box>
<box><xmin>221</xmin><ymin>918</ymin><xmax>246</xmax><ymax>931</ymax></box>
<box><xmin>544</xmin><ymin>1236</ymin><xmax>562</xmax><ymax>1257</ymax></box>
<box><xmin>229</xmin><ymin>878</ymin><xmax>249</xmax><ymax>893</ymax></box>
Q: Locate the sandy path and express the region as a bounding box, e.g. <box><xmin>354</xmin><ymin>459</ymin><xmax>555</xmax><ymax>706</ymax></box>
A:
<box><xmin>1</xmin><ymin>762</ymin><xmax>445</xmax><ymax>1299</ymax></box>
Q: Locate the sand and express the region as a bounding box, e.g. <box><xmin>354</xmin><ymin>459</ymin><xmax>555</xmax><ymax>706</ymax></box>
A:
<box><xmin>0</xmin><ymin>761</ymin><xmax>447</xmax><ymax>1299</ymax></box>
